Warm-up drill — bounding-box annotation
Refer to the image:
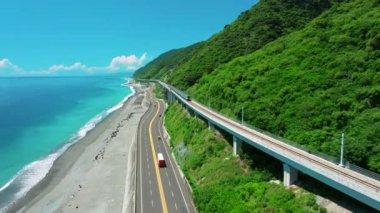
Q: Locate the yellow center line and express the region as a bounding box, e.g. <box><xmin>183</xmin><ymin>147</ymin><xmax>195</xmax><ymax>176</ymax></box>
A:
<box><xmin>148</xmin><ymin>101</ymin><xmax>168</xmax><ymax>213</ymax></box>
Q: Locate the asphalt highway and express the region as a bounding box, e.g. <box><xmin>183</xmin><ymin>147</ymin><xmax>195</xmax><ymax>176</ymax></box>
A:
<box><xmin>136</xmin><ymin>88</ymin><xmax>194</xmax><ymax>213</ymax></box>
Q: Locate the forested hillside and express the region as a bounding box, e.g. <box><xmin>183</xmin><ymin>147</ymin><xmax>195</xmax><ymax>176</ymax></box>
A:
<box><xmin>135</xmin><ymin>0</ymin><xmax>332</xmax><ymax>89</ymax></box>
<box><xmin>135</xmin><ymin>0</ymin><xmax>380</xmax><ymax>172</ymax></box>
<box><xmin>190</xmin><ymin>0</ymin><xmax>380</xmax><ymax>172</ymax></box>
<box><xmin>165</xmin><ymin>103</ymin><xmax>321</xmax><ymax>212</ymax></box>
<box><xmin>133</xmin><ymin>43</ymin><xmax>203</xmax><ymax>81</ymax></box>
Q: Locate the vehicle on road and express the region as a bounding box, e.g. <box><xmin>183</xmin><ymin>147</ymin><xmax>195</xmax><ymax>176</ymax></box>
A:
<box><xmin>157</xmin><ymin>153</ymin><xmax>166</xmax><ymax>168</ymax></box>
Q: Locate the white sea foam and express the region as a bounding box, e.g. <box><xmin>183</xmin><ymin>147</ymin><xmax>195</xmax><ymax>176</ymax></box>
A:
<box><xmin>0</xmin><ymin>145</ymin><xmax>69</xmax><ymax>212</ymax></box>
<box><xmin>0</xmin><ymin>176</ymin><xmax>16</xmax><ymax>193</ymax></box>
<box><xmin>121</xmin><ymin>78</ymin><xmax>133</xmax><ymax>87</ymax></box>
<box><xmin>12</xmin><ymin>151</ymin><xmax>61</xmax><ymax>198</ymax></box>
<box><xmin>0</xmin><ymin>80</ymin><xmax>136</xmax><ymax>211</ymax></box>
<box><xmin>107</xmin><ymin>86</ymin><xmax>135</xmax><ymax>114</ymax></box>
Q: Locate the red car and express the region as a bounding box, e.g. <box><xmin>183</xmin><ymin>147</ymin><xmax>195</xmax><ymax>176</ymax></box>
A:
<box><xmin>157</xmin><ymin>153</ymin><xmax>166</xmax><ymax>168</ymax></box>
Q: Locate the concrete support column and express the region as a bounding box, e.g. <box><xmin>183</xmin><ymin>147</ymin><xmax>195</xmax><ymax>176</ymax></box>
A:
<box><xmin>189</xmin><ymin>109</ymin><xmax>195</xmax><ymax>117</ymax></box>
<box><xmin>283</xmin><ymin>163</ymin><xmax>298</xmax><ymax>187</ymax></box>
<box><xmin>208</xmin><ymin>120</ymin><xmax>214</xmax><ymax>130</ymax></box>
<box><xmin>233</xmin><ymin>136</ymin><xmax>242</xmax><ymax>156</ymax></box>
<box><xmin>167</xmin><ymin>91</ymin><xmax>171</xmax><ymax>103</ymax></box>
<box><xmin>170</xmin><ymin>92</ymin><xmax>175</xmax><ymax>103</ymax></box>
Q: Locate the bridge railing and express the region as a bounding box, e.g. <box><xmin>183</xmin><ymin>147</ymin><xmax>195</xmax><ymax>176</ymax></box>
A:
<box><xmin>187</xmin><ymin>95</ymin><xmax>380</xmax><ymax>182</ymax></box>
<box><xmin>240</xmin><ymin>118</ymin><xmax>380</xmax><ymax>182</ymax></box>
<box><xmin>346</xmin><ymin>163</ymin><xmax>380</xmax><ymax>181</ymax></box>
<box><xmin>154</xmin><ymin>80</ymin><xmax>380</xmax><ymax>182</ymax></box>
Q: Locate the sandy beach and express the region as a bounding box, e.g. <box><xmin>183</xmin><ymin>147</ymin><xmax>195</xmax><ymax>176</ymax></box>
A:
<box><xmin>6</xmin><ymin>84</ymin><xmax>148</xmax><ymax>213</ymax></box>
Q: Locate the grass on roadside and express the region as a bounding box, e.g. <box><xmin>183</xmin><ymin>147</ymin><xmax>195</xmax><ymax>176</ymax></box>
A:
<box><xmin>164</xmin><ymin>102</ymin><xmax>322</xmax><ymax>212</ymax></box>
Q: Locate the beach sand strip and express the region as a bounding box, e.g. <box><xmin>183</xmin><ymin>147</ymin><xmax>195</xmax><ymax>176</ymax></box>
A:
<box><xmin>7</xmin><ymin>84</ymin><xmax>149</xmax><ymax>213</ymax></box>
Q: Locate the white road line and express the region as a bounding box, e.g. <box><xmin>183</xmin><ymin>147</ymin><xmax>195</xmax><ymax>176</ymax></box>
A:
<box><xmin>122</xmin><ymin>135</ymin><xmax>136</xmax><ymax>213</ymax></box>
<box><xmin>157</xmin><ymin>100</ymin><xmax>191</xmax><ymax>213</ymax></box>
<box><xmin>139</xmin><ymin>116</ymin><xmax>144</xmax><ymax>213</ymax></box>
<box><xmin>149</xmin><ymin>180</ymin><xmax>151</xmax><ymax>185</ymax></box>
<box><xmin>131</xmin><ymin>98</ymin><xmax>151</xmax><ymax>213</ymax></box>
<box><xmin>175</xmin><ymin>202</ymin><xmax>178</xmax><ymax>210</ymax></box>
<box><xmin>168</xmin><ymin>181</ymin><xmax>171</xmax><ymax>187</ymax></box>
<box><xmin>147</xmin><ymin>164</ymin><xmax>150</xmax><ymax>169</ymax></box>
<box><xmin>150</xmin><ymin>189</ymin><xmax>153</xmax><ymax>196</ymax></box>
<box><xmin>166</xmin><ymin>172</ymin><xmax>169</xmax><ymax>177</ymax></box>
<box><xmin>138</xmin><ymin>96</ymin><xmax>152</xmax><ymax>213</ymax></box>
<box><xmin>171</xmin><ymin>191</ymin><xmax>174</xmax><ymax>197</ymax></box>
<box><xmin>136</xmin><ymin>101</ymin><xmax>155</xmax><ymax>213</ymax></box>
<box><xmin>148</xmin><ymin>171</ymin><xmax>151</xmax><ymax>176</ymax></box>
<box><xmin>151</xmin><ymin>200</ymin><xmax>154</xmax><ymax>207</ymax></box>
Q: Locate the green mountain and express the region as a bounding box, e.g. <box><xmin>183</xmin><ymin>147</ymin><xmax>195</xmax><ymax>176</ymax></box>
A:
<box><xmin>135</xmin><ymin>0</ymin><xmax>380</xmax><ymax>172</ymax></box>
<box><xmin>133</xmin><ymin>42</ymin><xmax>203</xmax><ymax>82</ymax></box>
<box><xmin>135</xmin><ymin>0</ymin><xmax>332</xmax><ymax>89</ymax></box>
<box><xmin>190</xmin><ymin>0</ymin><xmax>380</xmax><ymax>172</ymax></box>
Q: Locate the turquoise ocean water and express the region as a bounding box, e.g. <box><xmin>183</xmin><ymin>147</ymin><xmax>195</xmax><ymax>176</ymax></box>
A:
<box><xmin>0</xmin><ymin>76</ymin><xmax>133</xmax><ymax>210</ymax></box>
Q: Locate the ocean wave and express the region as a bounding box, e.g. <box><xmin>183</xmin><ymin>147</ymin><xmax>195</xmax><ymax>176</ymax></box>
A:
<box><xmin>0</xmin><ymin>83</ymin><xmax>136</xmax><ymax>212</ymax></box>
<box><xmin>0</xmin><ymin>177</ymin><xmax>15</xmax><ymax>193</ymax></box>
<box><xmin>121</xmin><ymin>78</ymin><xmax>132</xmax><ymax>87</ymax></box>
<box><xmin>0</xmin><ymin>144</ymin><xmax>70</xmax><ymax>212</ymax></box>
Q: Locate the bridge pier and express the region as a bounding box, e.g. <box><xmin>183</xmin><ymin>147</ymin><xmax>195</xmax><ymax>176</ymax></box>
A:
<box><xmin>283</xmin><ymin>163</ymin><xmax>298</xmax><ymax>187</ymax></box>
<box><xmin>166</xmin><ymin>91</ymin><xmax>172</xmax><ymax>103</ymax></box>
<box><xmin>171</xmin><ymin>92</ymin><xmax>175</xmax><ymax>103</ymax></box>
<box><xmin>169</xmin><ymin>92</ymin><xmax>173</xmax><ymax>103</ymax></box>
<box><xmin>208</xmin><ymin>120</ymin><xmax>214</xmax><ymax>130</ymax></box>
<box><xmin>233</xmin><ymin>136</ymin><xmax>242</xmax><ymax>156</ymax></box>
<box><xmin>189</xmin><ymin>109</ymin><xmax>196</xmax><ymax>117</ymax></box>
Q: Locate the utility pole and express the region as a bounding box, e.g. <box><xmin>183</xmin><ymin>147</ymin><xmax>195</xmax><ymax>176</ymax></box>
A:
<box><xmin>339</xmin><ymin>133</ymin><xmax>345</xmax><ymax>167</ymax></box>
<box><xmin>241</xmin><ymin>106</ymin><xmax>244</xmax><ymax>125</ymax></box>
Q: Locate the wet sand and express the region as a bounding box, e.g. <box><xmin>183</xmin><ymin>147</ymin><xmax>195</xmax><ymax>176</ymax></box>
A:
<box><xmin>7</xmin><ymin>85</ymin><xmax>148</xmax><ymax>213</ymax></box>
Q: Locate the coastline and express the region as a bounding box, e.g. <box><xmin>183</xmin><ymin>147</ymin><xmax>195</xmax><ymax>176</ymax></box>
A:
<box><xmin>6</xmin><ymin>106</ymin><xmax>126</xmax><ymax>212</ymax></box>
<box><xmin>0</xmin><ymin>80</ymin><xmax>136</xmax><ymax>210</ymax></box>
<box><xmin>5</xmin><ymin>83</ymin><xmax>145</xmax><ymax>212</ymax></box>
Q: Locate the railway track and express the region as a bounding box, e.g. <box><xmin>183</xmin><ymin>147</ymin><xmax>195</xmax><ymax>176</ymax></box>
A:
<box><xmin>190</xmin><ymin>100</ymin><xmax>380</xmax><ymax>193</ymax></box>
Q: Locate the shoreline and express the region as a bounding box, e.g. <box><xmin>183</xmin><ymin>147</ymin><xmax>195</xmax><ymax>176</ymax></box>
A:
<box><xmin>5</xmin><ymin>83</ymin><xmax>145</xmax><ymax>212</ymax></box>
<box><xmin>0</xmin><ymin>83</ymin><xmax>136</xmax><ymax>203</ymax></box>
<box><xmin>6</xmin><ymin>108</ymin><xmax>124</xmax><ymax>212</ymax></box>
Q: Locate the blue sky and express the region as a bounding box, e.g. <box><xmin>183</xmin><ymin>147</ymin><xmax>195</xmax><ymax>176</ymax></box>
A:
<box><xmin>0</xmin><ymin>0</ymin><xmax>257</xmax><ymax>76</ymax></box>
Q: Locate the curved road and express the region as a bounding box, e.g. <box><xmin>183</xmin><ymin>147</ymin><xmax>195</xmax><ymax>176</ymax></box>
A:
<box><xmin>155</xmin><ymin>80</ymin><xmax>380</xmax><ymax>210</ymax></box>
<box><xmin>136</xmin><ymin>88</ymin><xmax>194</xmax><ymax>213</ymax></box>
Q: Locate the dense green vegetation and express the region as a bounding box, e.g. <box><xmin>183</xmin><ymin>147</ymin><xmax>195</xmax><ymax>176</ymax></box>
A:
<box><xmin>153</xmin><ymin>83</ymin><xmax>165</xmax><ymax>99</ymax></box>
<box><xmin>135</xmin><ymin>0</ymin><xmax>333</xmax><ymax>89</ymax></box>
<box><xmin>190</xmin><ymin>0</ymin><xmax>380</xmax><ymax>172</ymax></box>
<box><xmin>134</xmin><ymin>43</ymin><xmax>203</xmax><ymax>81</ymax></box>
<box><xmin>165</xmin><ymin>103</ymin><xmax>321</xmax><ymax>212</ymax></box>
<box><xmin>138</xmin><ymin>0</ymin><xmax>380</xmax><ymax>173</ymax></box>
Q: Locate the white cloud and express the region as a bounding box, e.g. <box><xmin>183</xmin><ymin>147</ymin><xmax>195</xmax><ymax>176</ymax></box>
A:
<box><xmin>0</xmin><ymin>58</ymin><xmax>22</xmax><ymax>73</ymax></box>
<box><xmin>108</xmin><ymin>53</ymin><xmax>147</xmax><ymax>71</ymax></box>
<box><xmin>0</xmin><ymin>59</ymin><xmax>10</xmax><ymax>68</ymax></box>
<box><xmin>0</xmin><ymin>53</ymin><xmax>148</xmax><ymax>76</ymax></box>
<box><xmin>48</xmin><ymin>62</ymin><xmax>88</xmax><ymax>72</ymax></box>
<box><xmin>43</xmin><ymin>53</ymin><xmax>147</xmax><ymax>73</ymax></box>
